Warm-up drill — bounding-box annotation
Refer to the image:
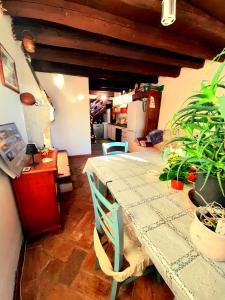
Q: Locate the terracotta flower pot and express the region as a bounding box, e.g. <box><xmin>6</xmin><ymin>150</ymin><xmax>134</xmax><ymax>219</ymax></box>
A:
<box><xmin>171</xmin><ymin>180</ymin><xmax>184</xmax><ymax>190</ymax></box>
<box><xmin>190</xmin><ymin>207</ymin><xmax>225</xmax><ymax>261</ymax></box>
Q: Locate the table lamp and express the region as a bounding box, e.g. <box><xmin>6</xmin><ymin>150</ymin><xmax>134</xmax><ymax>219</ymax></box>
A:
<box><xmin>26</xmin><ymin>143</ymin><xmax>38</xmax><ymax>166</ymax></box>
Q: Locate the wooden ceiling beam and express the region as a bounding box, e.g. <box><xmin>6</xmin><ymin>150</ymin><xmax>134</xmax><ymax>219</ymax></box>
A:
<box><xmin>31</xmin><ymin>45</ymin><xmax>181</xmax><ymax>77</ymax></box>
<box><xmin>12</xmin><ymin>18</ymin><xmax>204</xmax><ymax>69</ymax></box>
<box><xmin>89</xmin><ymin>85</ymin><xmax>130</xmax><ymax>92</ymax></box>
<box><xmin>89</xmin><ymin>91</ymin><xmax>114</xmax><ymax>98</ymax></box>
<box><xmin>189</xmin><ymin>0</ymin><xmax>225</xmax><ymax>24</ymax></box>
<box><xmin>3</xmin><ymin>0</ymin><xmax>217</xmax><ymax>59</ymax></box>
<box><xmin>31</xmin><ymin>60</ymin><xmax>158</xmax><ymax>83</ymax></box>
<box><xmin>89</xmin><ymin>79</ymin><xmax>135</xmax><ymax>92</ymax></box>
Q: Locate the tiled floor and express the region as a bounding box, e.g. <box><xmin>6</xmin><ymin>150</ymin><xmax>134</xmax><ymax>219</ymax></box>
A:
<box><xmin>21</xmin><ymin>143</ymin><xmax>174</xmax><ymax>300</ymax></box>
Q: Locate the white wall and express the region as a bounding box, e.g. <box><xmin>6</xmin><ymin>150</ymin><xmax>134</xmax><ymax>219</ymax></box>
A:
<box><xmin>158</xmin><ymin>61</ymin><xmax>221</xmax><ymax>129</ymax></box>
<box><xmin>36</xmin><ymin>73</ymin><xmax>91</xmax><ymax>155</ymax></box>
<box><xmin>0</xmin><ymin>15</ymin><xmax>42</xmax><ymax>300</ymax></box>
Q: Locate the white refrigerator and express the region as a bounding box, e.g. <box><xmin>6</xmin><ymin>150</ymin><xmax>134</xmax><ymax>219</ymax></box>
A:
<box><xmin>127</xmin><ymin>100</ymin><xmax>146</xmax><ymax>138</ymax></box>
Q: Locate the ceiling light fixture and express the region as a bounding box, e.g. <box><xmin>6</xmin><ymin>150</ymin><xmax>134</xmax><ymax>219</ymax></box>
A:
<box><xmin>53</xmin><ymin>74</ymin><xmax>64</xmax><ymax>90</ymax></box>
<box><xmin>161</xmin><ymin>0</ymin><xmax>176</xmax><ymax>26</ymax></box>
<box><xmin>101</xmin><ymin>95</ymin><xmax>107</xmax><ymax>101</ymax></box>
<box><xmin>22</xmin><ymin>30</ymin><xmax>35</xmax><ymax>53</ymax></box>
<box><xmin>78</xmin><ymin>94</ymin><xmax>85</xmax><ymax>101</ymax></box>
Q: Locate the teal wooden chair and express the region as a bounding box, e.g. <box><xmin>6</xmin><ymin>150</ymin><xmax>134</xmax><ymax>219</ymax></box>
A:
<box><xmin>102</xmin><ymin>141</ymin><xmax>128</xmax><ymax>156</ymax></box>
<box><xmin>87</xmin><ymin>171</ymin><xmax>154</xmax><ymax>300</ymax></box>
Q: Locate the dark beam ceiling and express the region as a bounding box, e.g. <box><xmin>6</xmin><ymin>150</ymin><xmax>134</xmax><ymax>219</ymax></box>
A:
<box><xmin>3</xmin><ymin>0</ymin><xmax>219</xmax><ymax>59</ymax></box>
<box><xmin>31</xmin><ymin>45</ymin><xmax>181</xmax><ymax>77</ymax></box>
<box><xmin>31</xmin><ymin>60</ymin><xmax>158</xmax><ymax>84</ymax></box>
<box><xmin>89</xmin><ymin>79</ymin><xmax>135</xmax><ymax>92</ymax></box>
<box><xmin>189</xmin><ymin>0</ymin><xmax>225</xmax><ymax>24</ymax></box>
<box><xmin>73</xmin><ymin>0</ymin><xmax>225</xmax><ymax>48</ymax></box>
<box><xmin>2</xmin><ymin>0</ymin><xmax>225</xmax><ymax>91</ymax></box>
<box><xmin>12</xmin><ymin>18</ymin><xmax>204</xmax><ymax>69</ymax></box>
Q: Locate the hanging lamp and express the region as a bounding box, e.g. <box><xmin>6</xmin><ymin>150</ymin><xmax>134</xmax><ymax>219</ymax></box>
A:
<box><xmin>161</xmin><ymin>0</ymin><xmax>176</xmax><ymax>26</ymax></box>
<box><xmin>22</xmin><ymin>30</ymin><xmax>35</xmax><ymax>53</ymax></box>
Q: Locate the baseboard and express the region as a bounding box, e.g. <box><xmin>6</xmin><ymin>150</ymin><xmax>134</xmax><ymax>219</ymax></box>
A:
<box><xmin>13</xmin><ymin>241</ymin><xmax>26</xmax><ymax>300</ymax></box>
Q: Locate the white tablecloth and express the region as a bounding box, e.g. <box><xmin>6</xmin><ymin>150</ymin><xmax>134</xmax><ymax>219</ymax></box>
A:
<box><xmin>84</xmin><ymin>151</ymin><xmax>225</xmax><ymax>300</ymax></box>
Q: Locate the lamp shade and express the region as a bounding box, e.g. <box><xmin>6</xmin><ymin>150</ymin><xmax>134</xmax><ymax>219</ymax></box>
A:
<box><xmin>26</xmin><ymin>143</ymin><xmax>38</xmax><ymax>155</ymax></box>
<box><xmin>22</xmin><ymin>31</ymin><xmax>35</xmax><ymax>53</ymax></box>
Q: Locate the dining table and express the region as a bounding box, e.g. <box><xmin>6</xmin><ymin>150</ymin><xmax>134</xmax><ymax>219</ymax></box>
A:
<box><xmin>83</xmin><ymin>149</ymin><xmax>225</xmax><ymax>300</ymax></box>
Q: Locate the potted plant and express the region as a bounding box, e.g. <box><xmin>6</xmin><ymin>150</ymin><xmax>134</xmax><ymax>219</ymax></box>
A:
<box><xmin>164</xmin><ymin>49</ymin><xmax>225</xmax><ymax>206</ymax></box>
<box><xmin>159</xmin><ymin>153</ymin><xmax>190</xmax><ymax>190</ymax></box>
<box><xmin>190</xmin><ymin>203</ymin><xmax>225</xmax><ymax>261</ymax></box>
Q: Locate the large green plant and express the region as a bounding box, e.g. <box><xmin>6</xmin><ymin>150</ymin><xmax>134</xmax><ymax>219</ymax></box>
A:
<box><xmin>165</xmin><ymin>49</ymin><xmax>225</xmax><ymax>194</ymax></box>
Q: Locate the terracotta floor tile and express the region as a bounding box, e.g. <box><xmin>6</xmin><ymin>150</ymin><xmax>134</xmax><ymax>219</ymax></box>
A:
<box><xmin>22</xmin><ymin>245</ymin><xmax>50</xmax><ymax>282</ymax></box>
<box><xmin>117</xmin><ymin>282</ymin><xmax>134</xmax><ymax>300</ymax></box>
<box><xmin>58</xmin><ymin>247</ymin><xmax>86</xmax><ymax>286</ymax></box>
<box><xmin>43</xmin><ymin>236</ymin><xmax>75</xmax><ymax>262</ymax></box>
<box><xmin>132</xmin><ymin>275</ymin><xmax>153</xmax><ymax>300</ymax></box>
<box><xmin>71</xmin><ymin>270</ymin><xmax>111</xmax><ymax>300</ymax></box>
<box><xmin>70</xmin><ymin>211</ymin><xmax>95</xmax><ymax>250</ymax></box>
<box><xmin>81</xmin><ymin>248</ymin><xmax>111</xmax><ymax>282</ymax></box>
<box><xmin>38</xmin><ymin>259</ymin><xmax>65</xmax><ymax>299</ymax></box>
<box><xmin>45</xmin><ymin>284</ymin><xmax>83</xmax><ymax>300</ymax></box>
<box><xmin>21</xmin><ymin>279</ymin><xmax>40</xmax><ymax>300</ymax></box>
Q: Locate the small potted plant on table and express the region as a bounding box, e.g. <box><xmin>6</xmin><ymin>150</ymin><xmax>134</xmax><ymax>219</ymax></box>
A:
<box><xmin>159</xmin><ymin>153</ymin><xmax>190</xmax><ymax>190</ymax></box>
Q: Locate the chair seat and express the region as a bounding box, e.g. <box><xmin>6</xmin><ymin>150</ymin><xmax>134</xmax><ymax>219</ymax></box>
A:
<box><xmin>94</xmin><ymin>214</ymin><xmax>152</xmax><ymax>282</ymax></box>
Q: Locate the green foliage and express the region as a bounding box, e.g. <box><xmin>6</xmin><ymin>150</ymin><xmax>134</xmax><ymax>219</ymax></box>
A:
<box><xmin>159</xmin><ymin>153</ymin><xmax>190</xmax><ymax>184</ymax></box>
<box><xmin>165</xmin><ymin>49</ymin><xmax>225</xmax><ymax>194</ymax></box>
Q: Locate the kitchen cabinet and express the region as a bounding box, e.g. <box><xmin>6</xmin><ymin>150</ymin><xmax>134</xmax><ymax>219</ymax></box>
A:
<box><xmin>93</xmin><ymin>123</ymin><xmax>104</xmax><ymax>139</ymax></box>
<box><xmin>111</xmin><ymin>126</ymin><xmax>116</xmax><ymax>141</ymax></box>
<box><xmin>107</xmin><ymin>124</ymin><xmax>112</xmax><ymax>139</ymax></box>
<box><xmin>107</xmin><ymin>124</ymin><xmax>116</xmax><ymax>140</ymax></box>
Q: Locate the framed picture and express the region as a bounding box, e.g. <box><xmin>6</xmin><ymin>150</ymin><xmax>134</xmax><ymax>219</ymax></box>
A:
<box><xmin>0</xmin><ymin>123</ymin><xmax>26</xmax><ymax>175</ymax></box>
<box><xmin>0</xmin><ymin>43</ymin><xmax>19</xmax><ymax>93</ymax></box>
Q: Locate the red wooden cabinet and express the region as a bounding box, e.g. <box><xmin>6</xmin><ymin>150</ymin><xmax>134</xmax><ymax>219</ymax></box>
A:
<box><xmin>12</xmin><ymin>150</ymin><xmax>61</xmax><ymax>240</ymax></box>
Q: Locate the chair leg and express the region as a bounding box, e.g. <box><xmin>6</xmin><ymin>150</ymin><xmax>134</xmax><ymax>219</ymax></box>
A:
<box><xmin>110</xmin><ymin>279</ymin><xmax>120</xmax><ymax>300</ymax></box>
<box><xmin>95</xmin><ymin>257</ymin><xmax>100</xmax><ymax>270</ymax></box>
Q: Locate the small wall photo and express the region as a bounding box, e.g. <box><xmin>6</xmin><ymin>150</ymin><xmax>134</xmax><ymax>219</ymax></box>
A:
<box><xmin>0</xmin><ymin>43</ymin><xmax>19</xmax><ymax>93</ymax></box>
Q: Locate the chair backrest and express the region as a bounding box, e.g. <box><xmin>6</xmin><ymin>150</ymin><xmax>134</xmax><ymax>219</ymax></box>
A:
<box><xmin>87</xmin><ymin>171</ymin><xmax>124</xmax><ymax>272</ymax></box>
<box><xmin>102</xmin><ymin>141</ymin><xmax>128</xmax><ymax>156</ymax></box>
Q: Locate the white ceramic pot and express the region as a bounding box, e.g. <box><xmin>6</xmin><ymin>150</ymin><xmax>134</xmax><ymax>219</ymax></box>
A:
<box><xmin>190</xmin><ymin>207</ymin><xmax>225</xmax><ymax>261</ymax></box>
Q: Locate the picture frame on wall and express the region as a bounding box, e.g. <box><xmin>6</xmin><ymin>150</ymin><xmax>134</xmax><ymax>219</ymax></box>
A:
<box><xmin>0</xmin><ymin>43</ymin><xmax>19</xmax><ymax>93</ymax></box>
